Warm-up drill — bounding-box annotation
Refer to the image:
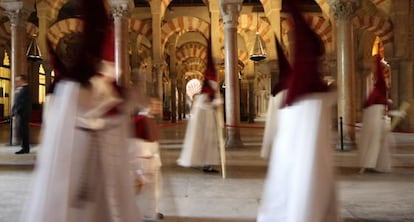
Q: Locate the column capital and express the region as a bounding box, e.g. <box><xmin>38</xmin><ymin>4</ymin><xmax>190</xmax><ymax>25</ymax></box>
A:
<box><xmin>220</xmin><ymin>0</ymin><xmax>242</xmax><ymax>29</ymax></box>
<box><xmin>329</xmin><ymin>0</ymin><xmax>360</xmax><ymax>20</ymax></box>
<box><xmin>0</xmin><ymin>1</ymin><xmax>28</xmax><ymax>27</ymax></box>
<box><xmin>110</xmin><ymin>1</ymin><xmax>130</xmax><ymax>18</ymax></box>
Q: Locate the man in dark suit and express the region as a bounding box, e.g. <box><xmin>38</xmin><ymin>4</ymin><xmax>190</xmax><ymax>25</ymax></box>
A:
<box><xmin>12</xmin><ymin>75</ymin><xmax>31</xmax><ymax>154</ymax></box>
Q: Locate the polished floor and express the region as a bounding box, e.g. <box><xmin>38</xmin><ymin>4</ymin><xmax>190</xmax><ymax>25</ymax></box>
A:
<box><xmin>0</xmin><ymin>121</ymin><xmax>414</xmax><ymax>222</ymax></box>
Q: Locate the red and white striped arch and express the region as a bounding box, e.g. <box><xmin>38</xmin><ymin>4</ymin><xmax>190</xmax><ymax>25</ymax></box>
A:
<box><xmin>220</xmin><ymin>49</ymin><xmax>249</xmax><ymax>68</ymax></box>
<box><xmin>0</xmin><ymin>22</ymin><xmax>39</xmax><ymax>46</ymax></box>
<box><xmin>176</xmin><ymin>42</ymin><xmax>207</xmax><ymax>63</ymax></box>
<box><xmin>182</xmin><ymin>57</ymin><xmax>206</xmax><ymax>75</ymax></box>
<box><xmin>371</xmin><ymin>0</ymin><xmax>387</xmax><ymax>6</ymax></box>
<box><xmin>38</xmin><ymin>0</ymin><xmax>67</xmax><ymax>22</ymax></box>
<box><xmin>280</xmin><ymin>14</ymin><xmax>332</xmax><ymax>46</ymax></box>
<box><xmin>238</xmin><ymin>14</ymin><xmax>273</xmax><ymax>45</ymax></box>
<box><xmin>47</xmin><ymin>18</ymin><xmax>83</xmax><ymax>49</ymax></box>
<box><xmin>129</xmin><ymin>18</ymin><xmax>152</xmax><ymax>40</ymax></box>
<box><xmin>161</xmin><ymin>16</ymin><xmax>210</xmax><ymax>49</ymax></box>
<box><xmin>147</xmin><ymin>0</ymin><xmax>173</xmax><ymax>18</ymax></box>
<box><xmin>352</xmin><ymin>15</ymin><xmax>393</xmax><ymax>44</ymax></box>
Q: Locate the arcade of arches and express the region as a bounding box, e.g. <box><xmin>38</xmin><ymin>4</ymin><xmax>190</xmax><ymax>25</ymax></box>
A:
<box><xmin>0</xmin><ymin>0</ymin><xmax>413</xmax><ymax>147</ymax></box>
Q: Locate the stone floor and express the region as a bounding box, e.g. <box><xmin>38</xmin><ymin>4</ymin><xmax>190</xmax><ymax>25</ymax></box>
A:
<box><xmin>0</xmin><ymin>122</ymin><xmax>414</xmax><ymax>222</ymax></box>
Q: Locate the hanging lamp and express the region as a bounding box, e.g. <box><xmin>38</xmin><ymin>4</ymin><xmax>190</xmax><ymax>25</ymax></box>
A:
<box><xmin>26</xmin><ymin>34</ymin><xmax>42</xmax><ymax>61</ymax></box>
<box><xmin>249</xmin><ymin>12</ymin><xmax>266</xmax><ymax>62</ymax></box>
<box><xmin>26</xmin><ymin>1</ymin><xmax>42</xmax><ymax>61</ymax></box>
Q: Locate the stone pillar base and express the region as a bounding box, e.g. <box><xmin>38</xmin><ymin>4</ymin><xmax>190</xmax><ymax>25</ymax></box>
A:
<box><xmin>336</xmin><ymin>139</ymin><xmax>355</xmax><ymax>151</ymax></box>
<box><xmin>225</xmin><ymin>136</ymin><xmax>244</xmax><ymax>148</ymax></box>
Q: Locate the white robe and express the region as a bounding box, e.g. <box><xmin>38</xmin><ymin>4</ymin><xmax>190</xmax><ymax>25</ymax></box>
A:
<box><xmin>177</xmin><ymin>94</ymin><xmax>220</xmax><ymax>167</ymax></box>
<box><xmin>358</xmin><ymin>104</ymin><xmax>391</xmax><ymax>172</ymax></box>
<box><xmin>21</xmin><ymin>80</ymin><xmax>140</xmax><ymax>222</ymax></box>
<box><xmin>129</xmin><ymin>138</ymin><xmax>162</xmax><ymax>221</ymax></box>
<box><xmin>257</xmin><ymin>92</ymin><xmax>339</xmax><ymax>222</ymax></box>
<box><xmin>261</xmin><ymin>90</ymin><xmax>286</xmax><ymax>159</ymax></box>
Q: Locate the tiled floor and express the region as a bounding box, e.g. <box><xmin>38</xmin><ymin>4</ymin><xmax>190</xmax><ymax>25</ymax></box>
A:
<box><xmin>0</xmin><ymin>122</ymin><xmax>414</xmax><ymax>222</ymax></box>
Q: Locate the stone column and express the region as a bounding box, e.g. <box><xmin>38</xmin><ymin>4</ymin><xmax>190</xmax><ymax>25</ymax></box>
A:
<box><xmin>110</xmin><ymin>1</ymin><xmax>130</xmax><ymax>86</ymax></box>
<box><xmin>1</xmin><ymin>1</ymin><xmax>28</xmax><ymax>145</ymax></box>
<box><xmin>152</xmin><ymin>63</ymin><xmax>165</xmax><ymax>99</ymax></box>
<box><xmin>209</xmin><ymin>0</ymin><xmax>221</xmax><ymax>60</ymax></box>
<box><xmin>247</xmin><ymin>76</ymin><xmax>256</xmax><ymax>123</ymax></box>
<box><xmin>329</xmin><ymin>0</ymin><xmax>360</xmax><ymax>150</ymax></box>
<box><xmin>220</xmin><ymin>0</ymin><xmax>243</xmax><ymax>147</ymax></box>
<box><xmin>177</xmin><ymin>79</ymin><xmax>183</xmax><ymax>120</ymax></box>
<box><xmin>168</xmin><ymin>40</ymin><xmax>178</xmax><ymax>123</ymax></box>
<box><xmin>36</xmin><ymin>2</ymin><xmax>50</xmax><ymax>61</ymax></box>
<box><xmin>149</xmin><ymin>0</ymin><xmax>164</xmax><ymax>101</ymax></box>
<box><xmin>36</xmin><ymin>3</ymin><xmax>52</xmax><ymax>93</ymax></box>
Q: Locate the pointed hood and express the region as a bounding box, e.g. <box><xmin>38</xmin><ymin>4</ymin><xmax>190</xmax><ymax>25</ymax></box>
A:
<box><xmin>271</xmin><ymin>37</ymin><xmax>292</xmax><ymax>96</ymax></box>
<box><xmin>47</xmin><ymin>0</ymin><xmax>111</xmax><ymax>86</ymax></box>
<box><xmin>364</xmin><ymin>54</ymin><xmax>388</xmax><ymax>108</ymax></box>
<box><xmin>283</xmin><ymin>0</ymin><xmax>328</xmax><ymax>106</ymax></box>
<box><xmin>97</xmin><ymin>25</ymin><xmax>116</xmax><ymax>79</ymax></box>
<box><xmin>201</xmin><ymin>43</ymin><xmax>218</xmax><ymax>101</ymax></box>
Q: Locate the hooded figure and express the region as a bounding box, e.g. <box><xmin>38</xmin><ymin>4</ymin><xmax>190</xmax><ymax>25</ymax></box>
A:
<box><xmin>358</xmin><ymin>54</ymin><xmax>393</xmax><ymax>173</ymax></box>
<box><xmin>257</xmin><ymin>1</ymin><xmax>339</xmax><ymax>221</ymax></box>
<box><xmin>177</xmin><ymin>43</ymin><xmax>222</xmax><ymax>173</ymax></box>
<box><xmin>261</xmin><ymin>37</ymin><xmax>291</xmax><ymax>159</ymax></box>
<box><xmin>20</xmin><ymin>0</ymin><xmax>140</xmax><ymax>221</ymax></box>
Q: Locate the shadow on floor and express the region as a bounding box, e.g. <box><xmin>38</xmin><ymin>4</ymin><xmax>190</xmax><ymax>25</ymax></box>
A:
<box><xmin>162</xmin><ymin>216</ymin><xmax>254</xmax><ymax>222</ymax></box>
<box><xmin>343</xmin><ymin>219</ymin><xmax>410</xmax><ymax>222</ymax></box>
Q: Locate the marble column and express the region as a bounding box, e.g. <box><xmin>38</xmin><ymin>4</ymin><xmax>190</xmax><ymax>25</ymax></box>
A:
<box><xmin>220</xmin><ymin>0</ymin><xmax>243</xmax><ymax>147</ymax></box>
<box><xmin>1</xmin><ymin>1</ymin><xmax>28</xmax><ymax>145</ymax></box>
<box><xmin>110</xmin><ymin>2</ymin><xmax>130</xmax><ymax>86</ymax></box>
<box><xmin>329</xmin><ymin>0</ymin><xmax>360</xmax><ymax>150</ymax></box>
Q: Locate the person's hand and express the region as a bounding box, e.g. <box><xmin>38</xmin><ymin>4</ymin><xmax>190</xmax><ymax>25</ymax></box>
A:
<box><xmin>389</xmin><ymin>110</ymin><xmax>407</xmax><ymax>118</ymax></box>
<box><xmin>211</xmin><ymin>97</ymin><xmax>224</xmax><ymax>107</ymax></box>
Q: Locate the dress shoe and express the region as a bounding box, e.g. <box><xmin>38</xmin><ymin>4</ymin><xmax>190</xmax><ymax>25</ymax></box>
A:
<box><xmin>15</xmin><ymin>149</ymin><xmax>29</xmax><ymax>154</ymax></box>
<box><xmin>202</xmin><ymin>166</ymin><xmax>219</xmax><ymax>173</ymax></box>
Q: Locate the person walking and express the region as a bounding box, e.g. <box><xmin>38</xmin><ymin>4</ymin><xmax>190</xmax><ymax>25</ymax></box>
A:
<box><xmin>257</xmin><ymin>1</ymin><xmax>339</xmax><ymax>221</ymax></box>
<box><xmin>177</xmin><ymin>45</ymin><xmax>222</xmax><ymax>174</ymax></box>
<box><xmin>12</xmin><ymin>74</ymin><xmax>31</xmax><ymax>154</ymax></box>
<box><xmin>20</xmin><ymin>0</ymin><xmax>141</xmax><ymax>221</ymax></box>
<box><xmin>358</xmin><ymin>55</ymin><xmax>406</xmax><ymax>174</ymax></box>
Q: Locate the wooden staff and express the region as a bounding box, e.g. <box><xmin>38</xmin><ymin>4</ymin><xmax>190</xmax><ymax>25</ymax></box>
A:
<box><xmin>215</xmin><ymin>91</ymin><xmax>226</xmax><ymax>179</ymax></box>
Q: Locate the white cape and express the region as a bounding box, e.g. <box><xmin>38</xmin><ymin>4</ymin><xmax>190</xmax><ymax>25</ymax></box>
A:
<box><xmin>177</xmin><ymin>94</ymin><xmax>220</xmax><ymax>167</ymax></box>
<box><xmin>358</xmin><ymin>104</ymin><xmax>391</xmax><ymax>172</ymax></box>
<box><xmin>21</xmin><ymin>80</ymin><xmax>140</xmax><ymax>222</ymax></box>
<box><xmin>258</xmin><ymin>92</ymin><xmax>339</xmax><ymax>222</ymax></box>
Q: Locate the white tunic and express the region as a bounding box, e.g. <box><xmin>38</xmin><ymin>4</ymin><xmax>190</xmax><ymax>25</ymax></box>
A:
<box><xmin>258</xmin><ymin>92</ymin><xmax>339</xmax><ymax>222</ymax></box>
<box><xmin>261</xmin><ymin>90</ymin><xmax>286</xmax><ymax>159</ymax></box>
<box><xmin>177</xmin><ymin>94</ymin><xmax>220</xmax><ymax>167</ymax></box>
<box><xmin>358</xmin><ymin>104</ymin><xmax>391</xmax><ymax>172</ymax></box>
<box><xmin>21</xmin><ymin>80</ymin><xmax>141</xmax><ymax>222</ymax></box>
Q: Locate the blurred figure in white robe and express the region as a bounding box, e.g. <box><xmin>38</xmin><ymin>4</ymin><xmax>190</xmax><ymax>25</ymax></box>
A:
<box><xmin>177</xmin><ymin>45</ymin><xmax>222</xmax><ymax>173</ymax></box>
<box><xmin>20</xmin><ymin>1</ymin><xmax>140</xmax><ymax>221</ymax></box>
<box><xmin>257</xmin><ymin>1</ymin><xmax>339</xmax><ymax>221</ymax></box>
<box><xmin>261</xmin><ymin>37</ymin><xmax>291</xmax><ymax>159</ymax></box>
<box><xmin>359</xmin><ymin>55</ymin><xmax>406</xmax><ymax>173</ymax></box>
<box><xmin>129</xmin><ymin>110</ymin><xmax>163</xmax><ymax>221</ymax></box>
